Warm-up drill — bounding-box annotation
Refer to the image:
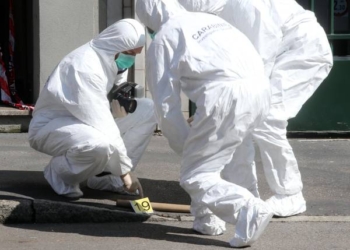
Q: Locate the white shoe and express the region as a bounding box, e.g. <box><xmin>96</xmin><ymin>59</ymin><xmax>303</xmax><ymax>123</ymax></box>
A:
<box><xmin>63</xmin><ymin>189</ymin><xmax>84</xmax><ymax>199</ymax></box>
<box><xmin>230</xmin><ymin>198</ymin><xmax>273</xmax><ymax>248</ymax></box>
<box><xmin>193</xmin><ymin>214</ymin><xmax>226</xmax><ymax>236</ymax></box>
<box><xmin>44</xmin><ymin>164</ymin><xmax>83</xmax><ymax>199</ymax></box>
<box><xmin>265</xmin><ymin>192</ymin><xmax>306</xmax><ymax>217</ymax></box>
<box><xmin>87</xmin><ymin>174</ymin><xmax>139</xmax><ymax>195</ymax></box>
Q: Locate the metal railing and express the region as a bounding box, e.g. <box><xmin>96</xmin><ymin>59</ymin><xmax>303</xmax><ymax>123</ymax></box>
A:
<box><xmin>309</xmin><ymin>0</ymin><xmax>350</xmax><ymax>41</ymax></box>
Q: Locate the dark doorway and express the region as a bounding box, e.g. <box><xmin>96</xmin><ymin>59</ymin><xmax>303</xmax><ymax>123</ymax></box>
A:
<box><xmin>0</xmin><ymin>0</ymin><xmax>33</xmax><ymax>104</ymax></box>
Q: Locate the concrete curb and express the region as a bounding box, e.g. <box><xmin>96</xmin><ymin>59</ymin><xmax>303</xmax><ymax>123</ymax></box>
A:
<box><xmin>2</xmin><ymin>199</ymin><xmax>350</xmax><ymax>225</ymax></box>
<box><xmin>0</xmin><ymin>199</ymin><xmax>194</xmax><ymax>224</ymax></box>
<box><xmin>0</xmin><ymin>106</ymin><xmax>32</xmax><ymax>133</ymax></box>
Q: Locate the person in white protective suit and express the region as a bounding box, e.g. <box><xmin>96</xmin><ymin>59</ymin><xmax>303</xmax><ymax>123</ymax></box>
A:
<box><xmin>136</xmin><ymin>0</ymin><xmax>274</xmax><ymax>247</ymax></box>
<box><xmin>28</xmin><ymin>19</ymin><xmax>157</xmax><ymax>199</ymax></box>
<box><xmin>178</xmin><ymin>0</ymin><xmax>333</xmax><ymax>217</ymax></box>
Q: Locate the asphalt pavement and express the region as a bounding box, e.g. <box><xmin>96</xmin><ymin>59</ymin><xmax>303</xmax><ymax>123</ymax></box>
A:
<box><xmin>0</xmin><ymin>133</ymin><xmax>350</xmax><ymax>249</ymax></box>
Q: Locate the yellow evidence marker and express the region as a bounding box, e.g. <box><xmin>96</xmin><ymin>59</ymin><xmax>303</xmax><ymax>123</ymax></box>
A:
<box><xmin>129</xmin><ymin>197</ymin><xmax>154</xmax><ymax>214</ymax></box>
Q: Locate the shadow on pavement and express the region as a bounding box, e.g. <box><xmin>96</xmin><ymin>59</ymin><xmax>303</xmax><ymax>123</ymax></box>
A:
<box><xmin>0</xmin><ymin>170</ymin><xmax>191</xmax><ymax>207</ymax></box>
<box><xmin>5</xmin><ymin>222</ymin><xmax>230</xmax><ymax>248</ymax></box>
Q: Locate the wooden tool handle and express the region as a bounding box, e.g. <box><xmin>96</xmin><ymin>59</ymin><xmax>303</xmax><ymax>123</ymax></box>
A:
<box><xmin>116</xmin><ymin>199</ymin><xmax>190</xmax><ymax>213</ymax></box>
<box><xmin>150</xmin><ymin>202</ymin><xmax>190</xmax><ymax>213</ymax></box>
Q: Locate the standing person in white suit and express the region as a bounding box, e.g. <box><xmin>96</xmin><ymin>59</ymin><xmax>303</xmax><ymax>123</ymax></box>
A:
<box><xmin>136</xmin><ymin>0</ymin><xmax>274</xmax><ymax>247</ymax></box>
<box><xmin>28</xmin><ymin>19</ymin><xmax>157</xmax><ymax>199</ymax></box>
<box><xmin>178</xmin><ymin>0</ymin><xmax>333</xmax><ymax>217</ymax></box>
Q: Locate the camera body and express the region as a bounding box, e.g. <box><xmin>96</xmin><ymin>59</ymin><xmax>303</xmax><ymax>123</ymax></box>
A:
<box><xmin>107</xmin><ymin>82</ymin><xmax>140</xmax><ymax>113</ymax></box>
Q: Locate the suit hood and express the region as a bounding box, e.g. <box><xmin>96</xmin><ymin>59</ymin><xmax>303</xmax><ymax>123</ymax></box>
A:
<box><xmin>136</xmin><ymin>0</ymin><xmax>186</xmax><ymax>32</ymax></box>
<box><xmin>178</xmin><ymin>0</ymin><xmax>227</xmax><ymax>15</ymax></box>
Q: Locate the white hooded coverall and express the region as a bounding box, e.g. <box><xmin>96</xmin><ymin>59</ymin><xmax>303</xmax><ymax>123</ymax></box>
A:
<box><xmin>136</xmin><ymin>0</ymin><xmax>273</xmax><ymax>247</ymax></box>
<box><xmin>28</xmin><ymin>19</ymin><xmax>156</xmax><ymax>198</ymax></box>
<box><xmin>179</xmin><ymin>0</ymin><xmax>333</xmax><ymax>216</ymax></box>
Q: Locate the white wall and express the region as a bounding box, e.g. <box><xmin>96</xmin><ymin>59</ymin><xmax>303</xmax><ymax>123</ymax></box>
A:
<box><xmin>33</xmin><ymin>0</ymin><xmax>101</xmax><ymax>100</ymax></box>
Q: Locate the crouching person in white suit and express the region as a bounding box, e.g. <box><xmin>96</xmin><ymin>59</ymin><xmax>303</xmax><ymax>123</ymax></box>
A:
<box><xmin>28</xmin><ymin>19</ymin><xmax>156</xmax><ymax>199</ymax></box>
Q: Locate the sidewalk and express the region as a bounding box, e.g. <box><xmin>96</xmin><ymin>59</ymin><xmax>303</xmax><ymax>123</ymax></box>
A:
<box><xmin>0</xmin><ymin>133</ymin><xmax>350</xmax><ymax>224</ymax></box>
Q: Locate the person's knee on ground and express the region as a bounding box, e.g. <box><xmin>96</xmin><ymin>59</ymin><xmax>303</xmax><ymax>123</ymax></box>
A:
<box><xmin>45</xmin><ymin>137</ymin><xmax>112</xmax><ymax>198</ymax></box>
<box><xmin>44</xmin><ymin>157</ymin><xmax>84</xmax><ymax>199</ymax></box>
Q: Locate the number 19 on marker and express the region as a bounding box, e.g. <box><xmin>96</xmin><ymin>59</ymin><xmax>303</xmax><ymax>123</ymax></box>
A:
<box><xmin>130</xmin><ymin>197</ymin><xmax>154</xmax><ymax>214</ymax></box>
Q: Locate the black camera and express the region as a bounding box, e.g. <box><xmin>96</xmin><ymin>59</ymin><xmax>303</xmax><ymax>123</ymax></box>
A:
<box><xmin>107</xmin><ymin>82</ymin><xmax>138</xmax><ymax>113</ymax></box>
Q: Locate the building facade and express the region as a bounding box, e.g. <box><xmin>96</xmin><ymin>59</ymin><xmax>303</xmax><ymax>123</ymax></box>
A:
<box><xmin>0</xmin><ymin>0</ymin><xmax>348</xmax><ymax>133</ymax></box>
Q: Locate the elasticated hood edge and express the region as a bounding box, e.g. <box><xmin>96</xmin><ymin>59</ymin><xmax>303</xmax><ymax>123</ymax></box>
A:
<box><xmin>90</xmin><ymin>18</ymin><xmax>145</xmax><ymax>62</ymax></box>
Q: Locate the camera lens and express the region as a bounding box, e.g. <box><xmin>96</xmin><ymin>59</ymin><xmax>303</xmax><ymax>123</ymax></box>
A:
<box><xmin>127</xmin><ymin>99</ymin><xmax>137</xmax><ymax>113</ymax></box>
